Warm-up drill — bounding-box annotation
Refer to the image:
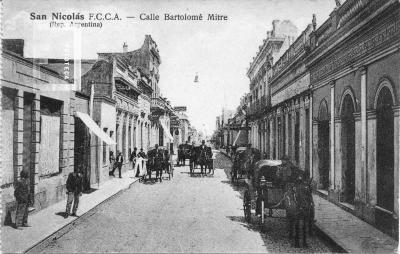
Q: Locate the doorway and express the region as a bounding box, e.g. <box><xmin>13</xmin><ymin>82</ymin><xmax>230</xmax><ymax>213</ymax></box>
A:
<box><xmin>341</xmin><ymin>94</ymin><xmax>355</xmax><ymax>204</ymax></box>
<box><xmin>318</xmin><ymin>100</ymin><xmax>330</xmax><ymax>190</ymax></box>
<box><xmin>376</xmin><ymin>86</ymin><xmax>394</xmax><ymax>213</ymax></box>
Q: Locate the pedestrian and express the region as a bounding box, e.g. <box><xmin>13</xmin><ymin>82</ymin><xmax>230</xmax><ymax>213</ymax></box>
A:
<box><xmin>111</xmin><ymin>151</ymin><xmax>124</xmax><ymax>178</ymax></box>
<box><xmin>138</xmin><ymin>148</ymin><xmax>147</xmax><ymax>159</ymax></box>
<box><xmin>130</xmin><ymin>147</ymin><xmax>138</xmax><ymax>166</ymax></box>
<box><xmin>109</xmin><ymin>151</ymin><xmax>116</xmax><ymax>176</ymax></box>
<box><xmin>65</xmin><ymin>170</ymin><xmax>83</xmax><ymax>218</ymax></box>
<box><xmin>14</xmin><ymin>170</ymin><xmax>30</xmax><ymax>229</ymax></box>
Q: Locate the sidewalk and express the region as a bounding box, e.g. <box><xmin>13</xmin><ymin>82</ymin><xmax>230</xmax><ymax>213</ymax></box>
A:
<box><xmin>1</xmin><ymin>169</ymin><xmax>139</xmax><ymax>254</ymax></box>
<box><xmin>313</xmin><ymin>194</ymin><xmax>398</xmax><ymax>253</ymax></box>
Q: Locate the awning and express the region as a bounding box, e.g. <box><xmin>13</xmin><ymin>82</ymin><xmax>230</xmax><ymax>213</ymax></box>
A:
<box><xmin>75</xmin><ymin>112</ymin><xmax>116</xmax><ymax>145</ymax></box>
<box><xmin>233</xmin><ymin>130</ymin><xmax>242</xmax><ymax>146</ymax></box>
<box><xmin>159</xmin><ymin>119</ymin><xmax>173</xmax><ymax>141</ymax></box>
<box><xmin>233</xmin><ymin>121</ymin><xmax>246</xmax><ymax>146</ymax></box>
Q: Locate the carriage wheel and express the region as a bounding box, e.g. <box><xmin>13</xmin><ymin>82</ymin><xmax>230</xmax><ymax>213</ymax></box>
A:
<box><xmin>243</xmin><ymin>190</ymin><xmax>252</xmax><ymax>223</ymax></box>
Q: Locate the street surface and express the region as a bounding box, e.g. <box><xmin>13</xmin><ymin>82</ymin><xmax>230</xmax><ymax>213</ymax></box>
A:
<box><xmin>38</xmin><ymin>152</ymin><xmax>332</xmax><ymax>253</ymax></box>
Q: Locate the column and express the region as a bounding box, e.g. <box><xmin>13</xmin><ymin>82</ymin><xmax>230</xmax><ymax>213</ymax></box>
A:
<box><xmin>15</xmin><ymin>90</ymin><xmax>24</xmax><ymax>179</ymax></box>
<box><xmin>275</xmin><ymin>115</ymin><xmax>279</xmax><ymax>159</ymax></box>
<box><xmin>312</xmin><ymin>120</ymin><xmax>320</xmax><ymax>187</ymax></box>
<box><xmin>285</xmin><ymin>111</ymin><xmax>290</xmax><ymax>156</ymax></box>
<box><xmin>299</xmin><ymin>98</ymin><xmax>306</xmax><ymax>169</ymax></box>
<box><xmin>269</xmin><ymin>117</ymin><xmax>274</xmax><ymax>159</ymax></box>
<box><xmin>334</xmin><ymin>117</ymin><xmax>342</xmax><ymax>197</ymax></box>
<box><xmin>360</xmin><ymin>67</ymin><xmax>367</xmax><ymax>202</ymax></box>
<box><xmin>124</xmin><ymin>113</ymin><xmax>128</xmax><ymax>160</ymax></box>
<box><xmin>309</xmin><ymin>94</ymin><xmax>314</xmax><ymax>178</ymax></box>
<box><xmin>393</xmin><ymin>106</ymin><xmax>400</xmax><ymax>221</ymax></box>
<box><xmin>330</xmin><ymin>81</ymin><xmax>336</xmax><ymax>190</ymax></box>
<box><xmin>291</xmin><ymin>107</ymin><xmax>296</xmax><ymax>162</ymax></box>
<box><xmin>366</xmin><ymin>110</ymin><xmax>377</xmax><ymax>218</ymax></box>
<box><xmin>32</xmin><ymin>94</ymin><xmax>40</xmax><ymax>194</ymax></box>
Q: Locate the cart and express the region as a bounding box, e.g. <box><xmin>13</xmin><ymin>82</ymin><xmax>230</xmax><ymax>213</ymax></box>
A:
<box><xmin>243</xmin><ymin>160</ymin><xmax>286</xmax><ymax>223</ymax></box>
<box><xmin>231</xmin><ymin>147</ymin><xmax>261</xmax><ymax>182</ymax></box>
<box><xmin>146</xmin><ymin>146</ymin><xmax>173</xmax><ymax>182</ymax></box>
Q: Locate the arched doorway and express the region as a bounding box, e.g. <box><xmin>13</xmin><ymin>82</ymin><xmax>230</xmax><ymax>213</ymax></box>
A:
<box><xmin>318</xmin><ymin>100</ymin><xmax>330</xmax><ymax>190</ymax></box>
<box><xmin>341</xmin><ymin>93</ymin><xmax>356</xmax><ymax>204</ymax></box>
<box><xmin>376</xmin><ymin>86</ymin><xmax>394</xmax><ymax>213</ymax></box>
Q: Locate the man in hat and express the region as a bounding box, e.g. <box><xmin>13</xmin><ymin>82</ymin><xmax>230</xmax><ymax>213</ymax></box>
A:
<box><xmin>130</xmin><ymin>147</ymin><xmax>138</xmax><ymax>168</ymax></box>
<box><xmin>154</xmin><ymin>144</ymin><xmax>164</xmax><ymax>182</ymax></box>
<box><xmin>111</xmin><ymin>151</ymin><xmax>124</xmax><ymax>178</ymax></box>
<box><xmin>14</xmin><ymin>170</ymin><xmax>30</xmax><ymax>229</ymax></box>
<box><xmin>199</xmin><ymin>140</ymin><xmax>209</xmax><ymax>174</ymax></box>
<box><xmin>65</xmin><ymin>170</ymin><xmax>83</xmax><ymax>218</ymax></box>
<box><xmin>138</xmin><ymin>148</ymin><xmax>147</xmax><ymax>159</ymax></box>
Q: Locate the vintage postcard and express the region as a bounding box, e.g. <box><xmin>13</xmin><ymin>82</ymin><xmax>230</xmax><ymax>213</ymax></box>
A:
<box><xmin>1</xmin><ymin>0</ymin><xmax>399</xmax><ymax>253</ymax></box>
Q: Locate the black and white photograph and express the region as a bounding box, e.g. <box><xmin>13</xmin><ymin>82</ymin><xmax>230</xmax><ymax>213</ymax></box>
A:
<box><xmin>1</xmin><ymin>0</ymin><xmax>399</xmax><ymax>253</ymax></box>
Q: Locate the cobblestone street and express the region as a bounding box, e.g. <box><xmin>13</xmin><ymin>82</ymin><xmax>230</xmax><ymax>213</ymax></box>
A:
<box><xmin>36</xmin><ymin>153</ymin><xmax>332</xmax><ymax>253</ymax></box>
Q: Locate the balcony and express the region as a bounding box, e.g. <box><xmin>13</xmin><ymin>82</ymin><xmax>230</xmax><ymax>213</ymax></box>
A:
<box><xmin>150</xmin><ymin>97</ymin><xmax>173</xmax><ymax>115</ymax></box>
<box><xmin>247</xmin><ymin>96</ymin><xmax>269</xmax><ymax>119</ymax></box>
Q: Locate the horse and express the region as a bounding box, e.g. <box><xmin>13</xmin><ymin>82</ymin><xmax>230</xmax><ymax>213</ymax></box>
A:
<box><xmin>198</xmin><ymin>147</ymin><xmax>210</xmax><ymax>175</ymax></box>
<box><xmin>177</xmin><ymin>145</ymin><xmax>185</xmax><ymax>166</ymax></box>
<box><xmin>146</xmin><ymin>148</ymin><xmax>168</xmax><ymax>182</ymax></box>
<box><xmin>282</xmin><ymin>179</ymin><xmax>314</xmax><ymax>248</ymax></box>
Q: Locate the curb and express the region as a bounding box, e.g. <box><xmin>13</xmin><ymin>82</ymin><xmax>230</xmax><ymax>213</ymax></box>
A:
<box><xmin>24</xmin><ymin>177</ymin><xmax>140</xmax><ymax>254</ymax></box>
<box><xmin>313</xmin><ymin>222</ymin><xmax>348</xmax><ymax>253</ymax></box>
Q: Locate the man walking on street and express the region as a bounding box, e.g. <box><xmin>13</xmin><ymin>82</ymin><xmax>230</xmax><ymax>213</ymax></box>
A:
<box><xmin>111</xmin><ymin>151</ymin><xmax>124</xmax><ymax>178</ymax></box>
<box><xmin>14</xmin><ymin>170</ymin><xmax>30</xmax><ymax>229</ymax></box>
<box><xmin>65</xmin><ymin>170</ymin><xmax>83</xmax><ymax>218</ymax></box>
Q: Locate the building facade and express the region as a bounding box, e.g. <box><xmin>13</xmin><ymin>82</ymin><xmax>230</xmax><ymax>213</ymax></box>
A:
<box><xmin>267</xmin><ymin>24</ymin><xmax>313</xmax><ymax>172</ymax></box>
<box><xmin>307</xmin><ymin>0</ymin><xmax>399</xmax><ymax>237</ymax></box>
<box><xmin>247</xmin><ymin>20</ymin><xmax>298</xmax><ymax>155</ymax></box>
<box><xmin>2</xmin><ymin>41</ymin><xmax>75</xmax><ymax>222</ymax></box>
<box><xmin>231</xmin><ymin>0</ymin><xmax>399</xmax><ymax>238</ymax></box>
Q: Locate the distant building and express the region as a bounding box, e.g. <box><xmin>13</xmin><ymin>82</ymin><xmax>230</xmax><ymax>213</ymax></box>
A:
<box><xmin>247</xmin><ymin>20</ymin><xmax>298</xmax><ymax>154</ymax></box>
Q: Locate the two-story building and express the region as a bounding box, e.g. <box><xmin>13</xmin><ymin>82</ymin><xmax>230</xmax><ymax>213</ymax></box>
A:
<box><xmin>268</xmin><ymin>23</ymin><xmax>314</xmax><ymax>171</ymax></box>
<box><xmin>247</xmin><ymin>20</ymin><xmax>298</xmax><ymax>155</ymax></box>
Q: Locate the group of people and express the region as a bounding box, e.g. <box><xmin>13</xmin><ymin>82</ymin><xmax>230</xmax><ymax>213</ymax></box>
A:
<box><xmin>109</xmin><ymin>147</ymin><xmax>147</xmax><ymax>178</ymax></box>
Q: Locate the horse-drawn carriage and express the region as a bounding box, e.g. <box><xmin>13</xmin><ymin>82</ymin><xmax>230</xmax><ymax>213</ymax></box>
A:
<box><xmin>231</xmin><ymin>147</ymin><xmax>261</xmax><ymax>182</ymax></box>
<box><xmin>189</xmin><ymin>146</ymin><xmax>214</xmax><ymax>176</ymax></box>
<box><xmin>177</xmin><ymin>144</ymin><xmax>192</xmax><ymax>166</ymax></box>
<box><xmin>242</xmin><ymin>159</ymin><xmax>314</xmax><ymax>247</ymax></box>
<box><xmin>145</xmin><ymin>146</ymin><xmax>173</xmax><ymax>182</ymax></box>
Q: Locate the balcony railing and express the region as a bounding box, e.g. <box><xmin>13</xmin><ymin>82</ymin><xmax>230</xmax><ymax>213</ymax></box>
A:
<box><xmin>151</xmin><ymin>97</ymin><xmax>166</xmax><ymax>109</ymax></box>
<box><xmin>247</xmin><ymin>96</ymin><xmax>268</xmax><ymax>117</ymax></box>
<box><xmin>151</xmin><ymin>97</ymin><xmax>174</xmax><ymax>113</ymax></box>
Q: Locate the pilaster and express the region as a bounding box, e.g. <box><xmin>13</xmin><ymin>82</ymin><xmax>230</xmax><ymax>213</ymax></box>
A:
<box><xmin>366</xmin><ymin>110</ymin><xmax>377</xmax><ymax>221</ymax></box>
<box><xmin>334</xmin><ymin>117</ymin><xmax>342</xmax><ymax>195</ymax></box>
<box><xmin>354</xmin><ymin>112</ymin><xmax>363</xmax><ymax>205</ymax></box>
<box><xmin>269</xmin><ymin>118</ymin><xmax>274</xmax><ymax>159</ymax></box>
<box><xmin>285</xmin><ymin>112</ymin><xmax>289</xmax><ymax>156</ymax></box>
<box><xmin>330</xmin><ymin>81</ymin><xmax>336</xmax><ymax>190</ymax></box>
<box><xmin>312</xmin><ymin>120</ymin><xmax>320</xmax><ymax>188</ymax></box>
<box><xmin>32</xmin><ymin>94</ymin><xmax>40</xmax><ymax>186</ymax></box>
<box><xmin>15</xmin><ymin>90</ymin><xmax>24</xmax><ymax>180</ymax></box>
<box><xmin>309</xmin><ymin>94</ymin><xmax>314</xmax><ymax>177</ymax></box>
<box><xmin>360</xmin><ymin>67</ymin><xmax>367</xmax><ymax>203</ymax></box>
<box><xmin>393</xmin><ymin>106</ymin><xmax>400</xmax><ymax>220</ymax></box>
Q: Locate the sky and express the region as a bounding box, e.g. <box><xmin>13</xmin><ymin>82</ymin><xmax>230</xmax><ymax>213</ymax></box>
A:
<box><xmin>3</xmin><ymin>0</ymin><xmax>336</xmax><ymax>135</ymax></box>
